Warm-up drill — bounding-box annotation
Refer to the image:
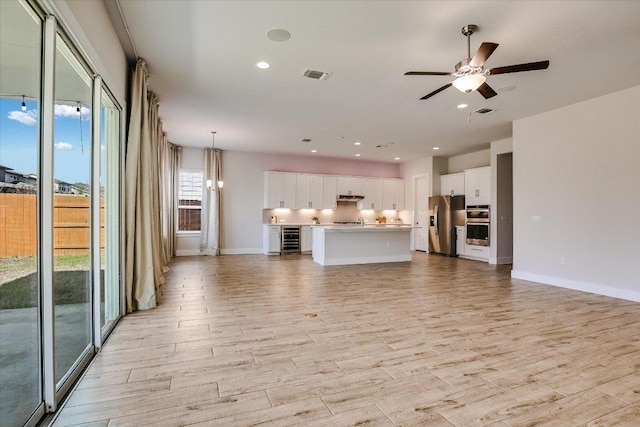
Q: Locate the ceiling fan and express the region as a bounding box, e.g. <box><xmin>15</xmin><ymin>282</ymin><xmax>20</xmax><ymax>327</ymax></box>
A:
<box><xmin>405</xmin><ymin>24</ymin><xmax>549</xmax><ymax>100</ymax></box>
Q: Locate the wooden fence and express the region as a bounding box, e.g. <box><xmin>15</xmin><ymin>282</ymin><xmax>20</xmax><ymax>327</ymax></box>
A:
<box><xmin>0</xmin><ymin>193</ymin><xmax>104</xmax><ymax>257</ymax></box>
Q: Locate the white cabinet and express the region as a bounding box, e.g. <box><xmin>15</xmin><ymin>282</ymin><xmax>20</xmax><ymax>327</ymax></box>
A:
<box><xmin>300</xmin><ymin>226</ymin><xmax>313</xmax><ymax>253</ymax></box>
<box><xmin>455</xmin><ymin>225</ymin><xmax>465</xmax><ymax>256</ymax></box>
<box><xmin>263</xmin><ymin>225</ymin><xmax>281</xmax><ymax>255</ymax></box>
<box><xmin>359</xmin><ymin>178</ymin><xmax>383</xmax><ymax>210</ymax></box>
<box><xmin>441</xmin><ymin>173</ymin><xmax>465</xmax><ymax>197</ymax></box>
<box><xmin>382</xmin><ymin>179</ymin><xmax>404</xmax><ymax>210</ymax></box>
<box><xmin>465</xmin><ymin>166</ymin><xmax>491</xmax><ymax>205</ymax></box>
<box><xmin>464</xmin><ymin>244</ymin><xmax>489</xmax><ymax>261</ymax></box>
<box><xmin>296</xmin><ymin>174</ymin><xmax>323</xmax><ymax>209</ymax></box>
<box><xmin>322</xmin><ymin>176</ymin><xmax>337</xmax><ymax>209</ymax></box>
<box><xmin>336</xmin><ymin>176</ymin><xmax>362</xmax><ymax>196</ymax></box>
<box><xmin>264</xmin><ymin>172</ymin><xmax>297</xmax><ymax>208</ymax></box>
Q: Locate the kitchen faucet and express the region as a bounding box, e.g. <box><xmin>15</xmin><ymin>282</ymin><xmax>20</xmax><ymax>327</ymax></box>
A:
<box><xmin>358</xmin><ymin>217</ymin><xmax>365</xmax><ymax>226</ymax></box>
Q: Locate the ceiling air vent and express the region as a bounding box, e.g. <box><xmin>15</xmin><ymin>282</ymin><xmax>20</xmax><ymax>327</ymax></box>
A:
<box><xmin>303</xmin><ymin>69</ymin><xmax>332</xmax><ymax>80</ymax></box>
<box><xmin>299</xmin><ymin>138</ymin><xmax>312</xmax><ymax>143</ymax></box>
<box><xmin>475</xmin><ymin>108</ymin><xmax>494</xmax><ymax>115</ymax></box>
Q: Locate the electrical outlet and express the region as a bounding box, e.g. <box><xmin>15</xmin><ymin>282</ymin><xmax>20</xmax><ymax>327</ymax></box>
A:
<box><xmin>560</xmin><ymin>257</ymin><xmax>566</xmax><ymax>265</ymax></box>
<box><xmin>532</xmin><ymin>215</ymin><xmax>542</xmax><ymax>223</ymax></box>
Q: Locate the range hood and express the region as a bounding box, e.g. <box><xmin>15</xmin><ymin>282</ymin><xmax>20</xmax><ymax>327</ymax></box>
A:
<box><xmin>336</xmin><ymin>194</ymin><xmax>365</xmax><ymax>202</ymax></box>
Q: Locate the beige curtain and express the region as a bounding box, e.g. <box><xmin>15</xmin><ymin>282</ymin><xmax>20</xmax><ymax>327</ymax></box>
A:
<box><xmin>160</xmin><ymin>140</ymin><xmax>181</xmax><ymax>262</ymax></box>
<box><xmin>200</xmin><ymin>148</ymin><xmax>222</xmax><ymax>255</ymax></box>
<box><xmin>124</xmin><ymin>59</ymin><xmax>167</xmax><ymax>312</ymax></box>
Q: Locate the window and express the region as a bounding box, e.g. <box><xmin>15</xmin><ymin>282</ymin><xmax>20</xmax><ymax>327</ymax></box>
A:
<box><xmin>178</xmin><ymin>169</ymin><xmax>203</xmax><ymax>231</ymax></box>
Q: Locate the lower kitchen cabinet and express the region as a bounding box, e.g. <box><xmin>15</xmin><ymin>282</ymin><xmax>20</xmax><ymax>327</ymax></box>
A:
<box><xmin>263</xmin><ymin>225</ymin><xmax>281</xmax><ymax>255</ymax></box>
<box><xmin>463</xmin><ymin>244</ymin><xmax>489</xmax><ymax>261</ymax></box>
<box><xmin>301</xmin><ymin>226</ymin><xmax>313</xmax><ymax>253</ymax></box>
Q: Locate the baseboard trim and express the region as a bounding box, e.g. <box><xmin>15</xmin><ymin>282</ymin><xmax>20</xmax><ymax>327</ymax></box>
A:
<box><xmin>221</xmin><ymin>248</ymin><xmax>263</xmax><ymax>255</ymax></box>
<box><xmin>511</xmin><ymin>270</ymin><xmax>640</xmax><ymax>303</ymax></box>
<box><xmin>175</xmin><ymin>249</ymin><xmax>200</xmax><ymax>256</ymax></box>
<box><xmin>314</xmin><ymin>254</ymin><xmax>412</xmax><ymax>266</ymax></box>
<box><xmin>489</xmin><ymin>256</ymin><xmax>513</xmax><ymax>265</ymax></box>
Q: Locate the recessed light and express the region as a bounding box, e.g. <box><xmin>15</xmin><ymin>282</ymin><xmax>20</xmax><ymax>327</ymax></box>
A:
<box><xmin>266</xmin><ymin>28</ymin><xmax>291</xmax><ymax>42</ymax></box>
<box><xmin>354</xmin><ymin>142</ymin><xmax>361</xmax><ymax>146</ymax></box>
<box><xmin>355</xmin><ymin>153</ymin><xmax>361</xmax><ymax>157</ymax></box>
<box><xmin>433</xmin><ymin>147</ymin><xmax>440</xmax><ymax>150</ymax></box>
<box><xmin>311</xmin><ymin>149</ymin><xmax>317</xmax><ymax>153</ymax></box>
<box><xmin>394</xmin><ymin>157</ymin><xmax>400</xmax><ymax>160</ymax></box>
<box><xmin>457</xmin><ymin>103</ymin><xmax>468</xmax><ymax>109</ymax></box>
<box><xmin>256</xmin><ymin>61</ymin><xmax>270</xmax><ymax>69</ymax></box>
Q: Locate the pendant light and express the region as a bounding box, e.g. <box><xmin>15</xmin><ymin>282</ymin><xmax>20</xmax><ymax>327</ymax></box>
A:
<box><xmin>206</xmin><ymin>131</ymin><xmax>223</xmax><ymax>190</ymax></box>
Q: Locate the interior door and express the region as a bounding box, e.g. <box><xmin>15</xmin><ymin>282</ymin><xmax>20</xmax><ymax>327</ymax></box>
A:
<box><xmin>414</xmin><ymin>175</ymin><xmax>429</xmax><ymax>251</ymax></box>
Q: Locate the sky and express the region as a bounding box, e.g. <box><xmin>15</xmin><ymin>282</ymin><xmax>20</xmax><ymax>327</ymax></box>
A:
<box><xmin>0</xmin><ymin>97</ymin><xmax>94</xmax><ymax>184</ymax></box>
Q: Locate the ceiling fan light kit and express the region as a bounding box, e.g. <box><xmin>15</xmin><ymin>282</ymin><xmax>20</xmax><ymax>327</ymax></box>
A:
<box><xmin>405</xmin><ymin>24</ymin><xmax>549</xmax><ymax>100</ymax></box>
<box><xmin>452</xmin><ymin>74</ymin><xmax>486</xmax><ymax>93</ymax></box>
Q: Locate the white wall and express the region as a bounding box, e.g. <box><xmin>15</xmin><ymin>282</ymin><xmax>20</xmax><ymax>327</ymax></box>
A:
<box><xmin>399</xmin><ymin>156</ymin><xmax>434</xmax><ymax>213</ymax></box>
<box><xmin>512</xmin><ymin>85</ymin><xmax>640</xmax><ymax>301</ymax></box>
<box><xmin>447</xmin><ymin>149</ymin><xmax>490</xmax><ymax>173</ymax></box>
<box><xmin>221</xmin><ymin>151</ymin><xmax>401</xmax><ymax>253</ymax></box>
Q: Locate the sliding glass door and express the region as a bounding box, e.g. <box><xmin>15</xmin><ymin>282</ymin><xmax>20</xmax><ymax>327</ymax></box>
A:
<box><xmin>0</xmin><ymin>1</ymin><xmax>124</xmax><ymax>425</ymax></box>
<box><xmin>0</xmin><ymin>2</ymin><xmax>43</xmax><ymax>425</ymax></box>
<box><xmin>99</xmin><ymin>88</ymin><xmax>122</xmax><ymax>337</ymax></box>
<box><xmin>52</xmin><ymin>36</ymin><xmax>94</xmax><ymax>387</ymax></box>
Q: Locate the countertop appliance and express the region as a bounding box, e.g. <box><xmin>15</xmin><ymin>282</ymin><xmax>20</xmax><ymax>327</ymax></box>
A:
<box><xmin>428</xmin><ymin>195</ymin><xmax>465</xmax><ymax>256</ymax></box>
<box><xmin>466</xmin><ymin>205</ymin><xmax>490</xmax><ymax>246</ymax></box>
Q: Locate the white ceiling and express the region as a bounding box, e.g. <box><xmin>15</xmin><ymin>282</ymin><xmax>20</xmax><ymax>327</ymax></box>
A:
<box><xmin>112</xmin><ymin>0</ymin><xmax>640</xmax><ymax>163</ymax></box>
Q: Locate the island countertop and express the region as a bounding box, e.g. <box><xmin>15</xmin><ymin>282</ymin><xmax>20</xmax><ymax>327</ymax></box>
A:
<box><xmin>313</xmin><ymin>225</ymin><xmax>416</xmax><ymax>232</ymax></box>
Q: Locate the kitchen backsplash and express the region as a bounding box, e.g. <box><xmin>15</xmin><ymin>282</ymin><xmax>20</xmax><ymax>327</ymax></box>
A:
<box><xmin>262</xmin><ymin>202</ymin><xmax>402</xmax><ymax>224</ymax></box>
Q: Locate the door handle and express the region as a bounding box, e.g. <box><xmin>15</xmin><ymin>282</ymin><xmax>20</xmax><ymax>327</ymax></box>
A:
<box><xmin>434</xmin><ymin>205</ymin><xmax>439</xmax><ymax>235</ymax></box>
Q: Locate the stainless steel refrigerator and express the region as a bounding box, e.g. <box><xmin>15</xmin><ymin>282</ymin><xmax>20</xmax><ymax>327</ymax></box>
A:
<box><xmin>428</xmin><ymin>195</ymin><xmax>465</xmax><ymax>256</ymax></box>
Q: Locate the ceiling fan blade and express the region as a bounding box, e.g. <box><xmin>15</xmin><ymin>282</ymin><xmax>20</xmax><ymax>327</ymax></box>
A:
<box><xmin>489</xmin><ymin>60</ymin><xmax>550</xmax><ymax>75</ymax></box>
<box><xmin>469</xmin><ymin>42</ymin><xmax>499</xmax><ymax>67</ymax></box>
<box><xmin>405</xmin><ymin>71</ymin><xmax>451</xmax><ymax>76</ymax></box>
<box><xmin>420</xmin><ymin>83</ymin><xmax>452</xmax><ymax>100</ymax></box>
<box><xmin>477</xmin><ymin>82</ymin><xmax>497</xmax><ymax>99</ymax></box>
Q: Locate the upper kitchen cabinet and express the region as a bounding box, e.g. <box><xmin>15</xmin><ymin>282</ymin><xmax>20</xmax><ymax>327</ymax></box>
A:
<box><xmin>296</xmin><ymin>174</ymin><xmax>324</xmax><ymax>209</ymax></box>
<box><xmin>336</xmin><ymin>176</ymin><xmax>362</xmax><ymax>196</ymax></box>
<box><xmin>382</xmin><ymin>179</ymin><xmax>405</xmax><ymax>210</ymax></box>
<box><xmin>359</xmin><ymin>178</ymin><xmax>383</xmax><ymax>210</ymax></box>
<box><xmin>264</xmin><ymin>171</ymin><xmax>297</xmax><ymax>208</ymax></box>
<box><xmin>465</xmin><ymin>166</ymin><xmax>491</xmax><ymax>205</ymax></box>
<box><xmin>322</xmin><ymin>176</ymin><xmax>338</xmax><ymax>209</ymax></box>
<box><xmin>440</xmin><ymin>172</ymin><xmax>465</xmax><ymax>197</ymax></box>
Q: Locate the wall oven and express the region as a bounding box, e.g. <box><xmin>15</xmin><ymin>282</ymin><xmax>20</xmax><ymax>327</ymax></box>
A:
<box><xmin>466</xmin><ymin>205</ymin><xmax>490</xmax><ymax>246</ymax></box>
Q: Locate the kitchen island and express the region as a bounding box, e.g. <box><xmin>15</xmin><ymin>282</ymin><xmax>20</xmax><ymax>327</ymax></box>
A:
<box><xmin>312</xmin><ymin>225</ymin><xmax>413</xmax><ymax>266</ymax></box>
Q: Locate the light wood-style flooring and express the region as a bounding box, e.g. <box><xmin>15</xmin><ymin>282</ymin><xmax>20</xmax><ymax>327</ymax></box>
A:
<box><xmin>53</xmin><ymin>253</ymin><xmax>640</xmax><ymax>426</ymax></box>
